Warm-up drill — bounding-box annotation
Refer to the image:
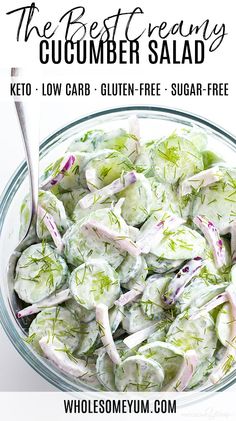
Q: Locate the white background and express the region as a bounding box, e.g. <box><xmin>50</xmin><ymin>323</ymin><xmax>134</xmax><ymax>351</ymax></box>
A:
<box><xmin>0</xmin><ymin>0</ymin><xmax>236</xmax><ymax>392</ymax></box>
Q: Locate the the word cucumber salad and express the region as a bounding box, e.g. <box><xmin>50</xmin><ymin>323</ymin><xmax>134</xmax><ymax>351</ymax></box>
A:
<box><xmin>15</xmin><ymin>116</ymin><xmax>236</xmax><ymax>391</ymax></box>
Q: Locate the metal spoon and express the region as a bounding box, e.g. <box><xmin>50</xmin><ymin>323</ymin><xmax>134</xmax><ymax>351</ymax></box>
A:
<box><xmin>7</xmin><ymin>68</ymin><xmax>39</xmax><ymax>330</ymax></box>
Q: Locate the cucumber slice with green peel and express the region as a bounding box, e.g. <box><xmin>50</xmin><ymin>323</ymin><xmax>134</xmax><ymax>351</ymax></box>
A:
<box><xmin>73</xmin><ymin>196</ymin><xmax>116</xmax><ymax>223</ymax></box>
<box><xmin>75</xmin><ymin>319</ymin><xmax>100</xmax><ymax>356</ymax></box>
<box><xmin>14</xmin><ymin>243</ymin><xmax>68</xmax><ymax>304</ymax></box>
<box><xmin>38</xmin><ymin>190</ymin><xmax>70</xmax><ymax>235</ymax></box>
<box><xmin>20</xmin><ymin>190</ymin><xmax>70</xmax><ymax>241</ymax></box>
<box><xmin>171</xmin><ymin>127</ymin><xmax>208</xmax><ymax>152</ymax></box>
<box><xmin>60</xmin><ymin>188</ymin><xmax>88</xmax><ymax>218</ymax></box>
<box><xmin>122</xmin><ymin>303</ymin><xmax>155</xmax><ymax>334</ymax></box>
<box><xmin>114</xmin><ymin>355</ymin><xmax>164</xmax><ymax>391</ymax></box>
<box><xmin>117</xmin><ymin>174</ymin><xmax>153</xmax><ymax>226</ymax></box>
<box><xmin>166</xmin><ymin>313</ymin><xmax>217</xmax><ymax>359</ymax></box>
<box><xmin>83</xmin><ymin>150</ymin><xmax>134</xmax><ymax>190</ymax></box>
<box><xmin>69</xmin><ymin>258</ymin><xmax>120</xmax><ymax>310</ymax></box>
<box><xmin>135</xmin><ymin>141</ymin><xmax>156</xmax><ymax>176</ymax></box>
<box><xmin>69</xmin><ymin>129</ymin><xmax>139</xmax><ymax>162</ymax></box>
<box><xmin>202</xmin><ymin>150</ymin><xmax>224</xmax><ymax>169</ymax></box>
<box><xmin>97</xmin><ymin>129</ymin><xmax>139</xmax><ymax>162</ymax></box>
<box><xmin>64</xmin><ymin>298</ymin><xmax>94</xmax><ymax>323</ymax></box>
<box><xmin>109</xmin><ymin>306</ymin><xmax>123</xmax><ymax>333</ymax></box>
<box><xmin>192</xmin><ymin>168</ymin><xmax>236</xmax><ymax>230</ymax></box>
<box><xmin>115</xmin><ymin>340</ymin><xmax>138</xmax><ymax>360</ymax></box>
<box><xmin>145</xmin><ymin>254</ymin><xmax>184</xmax><ymax>274</ymax></box>
<box><xmin>125</xmin><ymin>275</ymin><xmax>148</xmax><ymax>292</ymax></box>
<box><xmin>63</xmin><ymin>208</ymin><xmax>128</xmax><ymax>268</ymax></box>
<box><xmin>152</xmin><ymin>134</ymin><xmax>204</xmax><ymax>184</ymax></box>
<box><xmin>117</xmin><ymin>255</ymin><xmax>148</xmax><ymax>286</ymax></box>
<box><xmin>28</xmin><ymin>306</ymin><xmax>80</xmax><ymax>355</ymax></box>
<box><xmin>216</xmin><ymin>303</ymin><xmax>232</xmax><ymax>347</ymax></box>
<box><xmin>141</xmin><ymin>276</ymin><xmax>170</xmax><ymax>320</ymax></box>
<box><xmin>75</xmin><ymin>306</ymin><xmax>122</xmax><ymax>357</ymax></box>
<box><xmin>96</xmin><ymin>350</ymin><xmax>116</xmax><ymax>390</ymax></box>
<box><xmin>151</xmin><ymin>226</ymin><xmax>206</xmax><ymax>261</ymax></box>
<box><xmin>185</xmin><ymin>129</ymin><xmax>208</xmax><ymax>152</ymax></box>
<box><xmin>138</xmin><ymin>341</ymin><xmax>184</xmax><ymax>386</ymax></box>
<box><xmin>149</xmin><ymin>178</ymin><xmax>192</xmax><ymax>219</ymax></box>
<box><xmin>67</xmin><ymin>130</ymin><xmax>105</xmax><ymax>153</ymax></box>
<box><xmin>147</xmin><ymin>319</ymin><xmax>172</xmax><ymax>343</ymax></box>
<box><xmin>149</xmin><ymin>178</ymin><xmax>179</xmax><ymax>215</ymax></box>
<box><xmin>137</xmin><ymin>211</ymin><xmax>185</xmax><ymax>255</ymax></box>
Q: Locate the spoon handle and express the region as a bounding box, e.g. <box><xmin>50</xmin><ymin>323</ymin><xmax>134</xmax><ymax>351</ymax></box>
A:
<box><xmin>11</xmin><ymin>68</ymin><xmax>39</xmax><ymax>232</ymax></box>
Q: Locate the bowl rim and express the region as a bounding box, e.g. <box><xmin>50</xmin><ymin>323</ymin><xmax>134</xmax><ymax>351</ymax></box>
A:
<box><xmin>1</xmin><ymin>104</ymin><xmax>236</xmax><ymax>399</ymax></box>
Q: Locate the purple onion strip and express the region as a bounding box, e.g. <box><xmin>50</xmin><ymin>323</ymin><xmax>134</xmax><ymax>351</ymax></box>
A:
<box><xmin>79</xmin><ymin>171</ymin><xmax>138</xmax><ymax>209</ymax></box>
<box><xmin>193</xmin><ymin>215</ymin><xmax>226</xmax><ymax>269</ymax></box>
<box><xmin>41</xmin><ymin>154</ymin><xmax>76</xmax><ymax>190</ymax></box>
<box><xmin>39</xmin><ymin>336</ymin><xmax>90</xmax><ymax>377</ymax></box>
<box><xmin>162</xmin><ymin>257</ymin><xmax>204</xmax><ymax>306</ymax></box>
<box><xmin>114</xmin><ymin>288</ymin><xmax>143</xmax><ymax>307</ymax></box>
<box><xmin>82</xmin><ymin>220</ymin><xmax>141</xmax><ymax>257</ymax></box>
<box><xmin>96</xmin><ymin>303</ymin><xmax>121</xmax><ymax>365</ymax></box>
<box><xmin>181</xmin><ymin>167</ymin><xmax>222</xmax><ymax>196</ymax></box>
<box><xmin>38</xmin><ymin>205</ymin><xmax>64</xmax><ymax>253</ymax></box>
<box><xmin>17</xmin><ymin>289</ymin><xmax>71</xmax><ymax>319</ymax></box>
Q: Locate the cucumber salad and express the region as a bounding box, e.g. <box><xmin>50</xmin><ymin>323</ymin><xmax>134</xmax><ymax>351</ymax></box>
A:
<box><xmin>15</xmin><ymin>116</ymin><xmax>236</xmax><ymax>391</ymax></box>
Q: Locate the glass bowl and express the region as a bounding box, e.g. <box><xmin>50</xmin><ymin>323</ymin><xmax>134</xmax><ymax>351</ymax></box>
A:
<box><xmin>1</xmin><ymin>105</ymin><xmax>236</xmax><ymax>396</ymax></box>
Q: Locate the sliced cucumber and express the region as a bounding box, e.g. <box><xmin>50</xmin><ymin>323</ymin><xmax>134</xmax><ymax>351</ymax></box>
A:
<box><xmin>60</xmin><ymin>188</ymin><xmax>88</xmax><ymax>218</ymax></box>
<box><xmin>216</xmin><ymin>303</ymin><xmax>232</xmax><ymax>347</ymax></box>
<box><xmin>20</xmin><ymin>190</ymin><xmax>70</xmax><ymax>240</ymax></box>
<box><xmin>67</xmin><ymin>130</ymin><xmax>105</xmax><ymax>153</ymax></box>
<box><xmin>63</xmin><ymin>208</ymin><xmax>127</xmax><ymax>269</ymax></box>
<box><xmin>70</xmin><ymin>258</ymin><xmax>120</xmax><ymax>310</ymax></box>
<box><xmin>166</xmin><ymin>313</ymin><xmax>217</xmax><ymax>359</ymax></box>
<box><xmin>28</xmin><ymin>306</ymin><xmax>80</xmax><ymax>354</ymax></box>
<box><xmin>64</xmin><ymin>298</ymin><xmax>94</xmax><ymax>323</ymax></box>
<box><xmin>75</xmin><ymin>319</ymin><xmax>99</xmax><ymax>356</ymax></box>
<box><xmin>147</xmin><ymin>319</ymin><xmax>172</xmax><ymax>343</ymax></box>
<box><xmin>117</xmin><ymin>174</ymin><xmax>153</xmax><ymax>226</ymax></box>
<box><xmin>151</xmin><ymin>226</ymin><xmax>206</xmax><ymax>261</ymax></box>
<box><xmin>135</xmin><ymin>140</ymin><xmax>156</xmax><ymax>176</ymax></box>
<box><xmin>97</xmin><ymin>129</ymin><xmax>139</xmax><ymax>162</ymax></box>
<box><xmin>14</xmin><ymin>243</ymin><xmax>68</xmax><ymax>304</ymax></box>
<box><xmin>192</xmin><ymin>168</ymin><xmax>236</xmax><ymax>230</ymax></box>
<box><xmin>122</xmin><ymin>303</ymin><xmax>155</xmax><ymax>334</ymax></box>
<box><xmin>177</xmin><ymin>277</ymin><xmax>228</xmax><ymax>313</ymax></box>
<box><xmin>141</xmin><ymin>276</ymin><xmax>170</xmax><ymax>320</ymax></box>
<box><xmin>202</xmin><ymin>150</ymin><xmax>223</xmax><ymax>169</ymax></box>
<box><xmin>83</xmin><ymin>150</ymin><xmax>134</xmax><ymax>190</ymax></box>
<box><xmin>117</xmin><ymin>255</ymin><xmax>147</xmax><ymax>286</ymax></box>
<box><xmin>152</xmin><ymin>133</ymin><xmax>203</xmax><ymax>184</ymax></box>
<box><xmin>96</xmin><ymin>350</ymin><xmax>116</xmax><ymax>390</ymax></box>
<box><xmin>69</xmin><ymin>129</ymin><xmax>139</xmax><ymax>162</ymax></box>
<box><xmin>184</xmin><ymin>129</ymin><xmax>208</xmax><ymax>151</ymax></box>
<box><xmin>149</xmin><ymin>178</ymin><xmax>179</xmax><ymax>215</ymax></box>
<box><xmin>114</xmin><ymin>355</ymin><xmax>164</xmax><ymax>391</ymax></box>
<box><xmin>139</xmin><ymin>340</ymin><xmax>184</xmax><ymax>386</ymax></box>
<box><xmin>145</xmin><ymin>254</ymin><xmax>184</xmax><ymax>274</ymax></box>
<box><xmin>73</xmin><ymin>196</ymin><xmax>116</xmax><ymax>223</ymax></box>
<box><xmin>115</xmin><ymin>340</ymin><xmax>138</xmax><ymax>360</ymax></box>
<box><xmin>109</xmin><ymin>306</ymin><xmax>123</xmax><ymax>333</ymax></box>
